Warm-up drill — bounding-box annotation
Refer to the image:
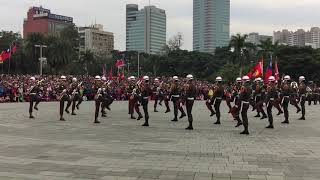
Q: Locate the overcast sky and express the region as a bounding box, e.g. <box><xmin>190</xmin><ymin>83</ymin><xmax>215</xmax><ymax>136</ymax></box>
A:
<box><xmin>0</xmin><ymin>0</ymin><xmax>319</xmax><ymax>50</ymax></box>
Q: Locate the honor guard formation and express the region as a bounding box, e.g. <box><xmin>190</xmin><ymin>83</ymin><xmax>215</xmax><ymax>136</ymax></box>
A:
<box><xmin>0</xmin><ymin>74</ymin><xmax>318</xmax><ymax>135</ymax></box>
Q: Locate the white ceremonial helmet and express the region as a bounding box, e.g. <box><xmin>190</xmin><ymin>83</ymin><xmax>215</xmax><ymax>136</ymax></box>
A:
<box><xmin>268</xmin><ymin>76</ymin><xmax>276</xmax><ymax>82</ymax></box>
<box><xmin>72</xmin><ymin>77</ymin><xmax>77</xmax><ymax>82</ymax></box>
<box><xmin>236</xmin><ymin>77</ymin><xmax>242</xmax><ymax>83</ymax></box>
<box><xmin>186</xmin><ymin>74</ymin><xmax>193</xmax><ymax>80</ymax></box>
<box><xmin>299</xmin><ymin>76</ymin><xmax>305</xmax><ymax>82</ymax></box>
<box><xmin>154</xmin><ymin>78</ymin><xmax>160</xmax><ymax>82</ymax></box>
<box><xmin>101</xmin><ymin>76</ymin><xmax>107</xmax><ymax>81</ymax></box>
<box><xmin>242</xmin><ymin>76</ymin><xmax>250</xmax><ymax>82</ymax></box>
<box><xmin>254</xmin><ymin>77</ymin><xmax>262</xmax><ymax>82</ymax></box>
<box><xmin>29</xmin><ymin>77</ymin><xmax>36</xmax><ymax>81</ymax></box>
<box><xmin>60</xmin><ymin>75</ymin><xmax>67</xmax><ymax>80</ymax></box>
<box><xmin>173</xmin><ymin>76</ymin><xmax>179</xmax><ymax>81</ymax></box>
<box><xmin>215</xmin><ymin>76</ymin><xmax>222</xmax><ymax>82</ymax></box>
<box><xmin>95</xmin><ymin>75</ymin><xmax>101</xmax><ymax>81</ymax></box>
<box><xmin>130</xmin><ymin>76</ymin><xmax>135</xmax><ymax>80</ymax></box>
<box><xmin>284</xmin><ymin>75</ymin><xmax>291</xmax><ymax>81</ymax></box>
<box><xmin>143</xmin><ymin>76</ymin><xmax>149</xmax><ymax>81</ymax></box>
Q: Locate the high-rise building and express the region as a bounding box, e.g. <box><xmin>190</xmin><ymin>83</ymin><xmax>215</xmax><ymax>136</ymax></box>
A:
<box><xmin>273</xmin><ymin>29</ymin><xmax>291</xmax><ymax>45</ymax></box>
<box><xmin>193</xmin><ymin>0</ymin><xmax>230</xmax><ymax>53</ymax></box>
<box><xmin>246</xmin><ymin>33</ymin><xmax>272</xmax><ymax>45</ymax></box>
<box><xmin>126</xmin><ymin>4</ymin><xmax>166</xmax><ymax>54</ymax></box>
<box><xmin>273</xmin><ymin>28</ymin><xmax>320</xmax><ymax>49</ymax></box>
<box><xmin>78</xmin><ymin>24</ymin><xmax>114</xmax><ymax>56</ymax></box>
<box><xmin>23</xmin><ymin>6</ymin><xmax>73</xmax><ymax>38</ymax></box>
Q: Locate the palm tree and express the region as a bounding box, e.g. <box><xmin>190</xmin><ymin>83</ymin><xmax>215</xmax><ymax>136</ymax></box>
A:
<box><xmin>229</xmin><ymin>33</ymin><xmax>255</xmax><ymax>76</ymax></box>
<box><xmin>258</xmin><ymin>38</ymin><xmax>280</xmax><ymax>58</ymax></box>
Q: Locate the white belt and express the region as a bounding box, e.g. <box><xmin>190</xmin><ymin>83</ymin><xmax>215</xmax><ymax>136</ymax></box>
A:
<box><xmin>30</xmin><ymin>93</ymin><xmax>36</xmax><ymax>95</ymax></box>
<box><xmin>143</xmin><ymin>97</ymin><xmax>149</xmax><ymax>99</ymax></box>
<box><xmin>187</xmin><ymin>97</ymin><xmax>194</xmax><ymax>100</ymax></box>
<box><xmin>270</xmin><ymin>98</ymin><xmax>275</xmax><ymax>100</ymax></box>
<box><xmin>172</xmin><ymin>95</ymin><xmax>180</xmax><ymax>98</ymax></box>
<box><xmin>216</xmin><ymin>97</ymin><xmax>222</xmax><ymax>100</ymax></box>
<box><xmin>301</xmin><ymin>94</ymin><xmax>306</xmax><ymax>97</ymax></box>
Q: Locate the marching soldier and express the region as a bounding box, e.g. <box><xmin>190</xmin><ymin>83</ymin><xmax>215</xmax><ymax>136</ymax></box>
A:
<box><xmin>93</xmin><ymin>75</ymin><xmax>103</xmax><ymax>123</ymax></box>
<box><xmin>213</xmin><ymin>77</ymin><xmax>224</xmax><ymax>125</ymax></box>
<box><xmin>185</xmin><ymin>74</ymin><xmax>196</xmax><ymax>130</ymax></box>
<box><xmin>281</xmin><ymin>75</ymin><xmax>292</xmax><ymax>124</ymax></box>
<box><xmin>265</xmin><ymin>76</ymin><xmax>277</xmax><ymax>129</ymax></box>
<box><xmin>230</xmin><ymin>77</ymin><xmax>243</xmax><ymax>127</ymax></box>
<box><xmin>101</xmin><ymin>77</ymin><xmax>114</xmax><ymax>117</ymax></box>
<box><xmin>239</xmin><ymin>76</ymin><xmax>252</xmax><ymax>135</ymax></box>
<box><xmin>205</xmin><ymin>84</ymin><xmax>216</xmax><ymax>117</ymax></box>
<box><xmin>56</xmin><ymin>75</ymin><xmax>70</xmax><ymax>121</ymax></box>
<box><xmin>139</xmin><ymin>76</ymin><xmax>152</xmax><ymax>126</ymax></box>
<box><xmin>152</xmin><ymin>78</ymin><xmax>160</xmax><ymax>112</ymax></box>
<box><xmin>253</xmin><ymin>78</ymin><xmax>267</xmax><ymax>119</ymax></box>
<box><xmin>170</xmin><ymin>76</ymin><xmax>186</xmax><ymax>122</ymax></box>
<box><xmin>162</xmin><ymin>83</ymin><xmax>171</xmax><ymax>113</ymax></box>
<box><xmin>298</xmin><ymin>76</ymin><xmax>307</xmax><ymax>120</ymax></box>
<box><xmin>127</xmin><ymin>76</ymin><xmax>137</xmax><ymax>119</ymax></box>
<box><xmin>28</xmin><ymin>77</ymin><xmax>42</xmax><ymax>119</ymax></box>
<box><xmin>65</xmin><ymin>77</ymin><xmax>83</xmax><ymax>115</ymax></box>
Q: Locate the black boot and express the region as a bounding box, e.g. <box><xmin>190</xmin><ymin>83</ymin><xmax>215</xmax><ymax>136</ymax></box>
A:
<box><xmin>281</xmin><ymin>120</ymin><xmax>289</xmax><ymax>124</ymax></box>
<box><xmin>171</xmin><ymin>118</ymin><xmax>178</xmax><ymax>122</ymax></box>
<box><xmin>260</xmin><ymin>115</ymin><xmax>267</xmax><ymax>120</ymax></box>
<box><xmin>142</xmin><ymin>119</ymin><xmax>149</xmax><ymax>127</ymax></box>
<box><xmin>131</xmin><ymin>115</ymin><xmax>136</xmax><ymax>119</ymax></box>
<box><xmin>179</xmin><ymin>113</ymin><xmax>186</xmax><ymax>119</ymax></box>
<box><xmin>214</xmin><ymin>121</ymin><xmax>221</xmax><ymax>125</ymax></box>
<box><xmin>240</xmin><ymin>130</ymin><xmax>249</xmax><ymax>135</ymax></box>
<box><xmin>235</xmin><ymin>121</ymin><xmax>243</xmax><ymax>127</ymax></box>
<box><xmin>298</xmin><ymin>117</ymin><xmax>305</xmax><ymax>120</ymax></box>
<box><xmin>277</xmin><ymin>111</ymin><xmax>283</xmax><ymax>116</ymax></box>
<box><xmin>210</xmin><ymin>111</ymin><xmax>216</xmax><ymax>117</ymax></box>
<box><xmin>137</xmin><ymin>115</ymin><xmax>143</xmax><ymax>121</ymax></box>
<box><xmin>165</xmin><ymin>109</ymin><xmax>170</xmax><ymax>113</ymax></box>
<box><xmin>254</xmin><ymin>114</ymin><xmax>261</xmax><ymax>117</ymax></box>
<box><xmin>266</xmin><ymin>124</ymin><xmax>274</xmax><ymax>129</ymax></box>
<box><xmin>185</xmin><ymin>122</ymin><xmax>193</xmax><ymax>130</ymax></box>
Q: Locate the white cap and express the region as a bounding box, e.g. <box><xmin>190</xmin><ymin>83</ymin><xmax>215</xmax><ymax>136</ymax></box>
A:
<box><xmin>284</xmin><ymin>75</ymin><xmax>291</xmax><ymax>81</ymax></box>
<box><xmin>242</xmin><ymin>76</ymin><xmax>250</xmax><ymax>82</ymax></box>
<box><xmin>299</xmin><ymin>76</ymin><xmax>305</xmax><ymax>82</ymax></box>
<box><xmin>143</xmin><ymin>76</ymin><xmax>149</xmax><ymax>81</ymax></box>
<box><xmin>186</xmin><ymin>74</ymin><xmax>193</xmax><ymax>80</ymax></box>
<box><xmin>60</xmin><ymin>75</ymin><xmax>66</xmax><ymax>80</ymax></box>
<box><xmin>154</xmin><ymin>78</ymin><xmax>160</xmax><ymax>81</ymax></box>
<box><xmin>236</xmin><ymin>77</ymin><xmax>242</xmax><ymax>82</ymax></box>
<box><xmin>173</xmin><ymin>76</ymin><xmax>179</xmax><ymax>81</ymax></box>
<box><xmin>101</xmin><ymin>76</ymin><xmax>107</xmax><ymax>81</ymax></box>
<box><xmin>268</xmin><ymin>76</ymin><xmax>275</xmax><ymax>82</ymax></box>
<box><xmin>129</xmin><ymin>76</ymin><xmax>135</xmax><ymax>80</ymax></box>
<box><xmin>216</xmin><ymin>76</ymin><xmax>222</xmax><ymax>82</ymax></box>
<box><xmin>95</xmin><ymin>75</ymin><xmax>101</xmax><ymax>80</ymax></box>
<box><xmin>254</xmin><ymin>77</ymin><xmax>262</xmax><ymax>82</ymax></box>
<box><xmin>30</xmin><ymin>77</ymin><xmax>36</xmax><ymax>81</ymax></box>
<box><xmin>72</xmin><ymin>77</ymin><xmax>77</xmax><ymax>82</ymax></box>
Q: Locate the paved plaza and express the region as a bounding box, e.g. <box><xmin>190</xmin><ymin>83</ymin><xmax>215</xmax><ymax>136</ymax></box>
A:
<box><xmin>0</xmin><ymin>101</ymin><xmax>319</xmax><ymax>180</ymax></box>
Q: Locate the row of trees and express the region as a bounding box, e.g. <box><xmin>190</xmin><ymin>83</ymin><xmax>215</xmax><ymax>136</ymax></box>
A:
<box><xmin>1</xmin><ymin>28</ymin><xmax>320</xmax><ymax>82</ymax></box>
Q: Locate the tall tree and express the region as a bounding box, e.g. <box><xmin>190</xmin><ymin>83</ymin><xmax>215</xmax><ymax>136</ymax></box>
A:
<box><xmin>229</xmin><ymin>33</ymin><xmax>256</xmax><ymax>76</ymax></box>
<box><xmin>167</xmin><ymin>32</ymin><xmax>183</xmax><ymax>51</ymax></box>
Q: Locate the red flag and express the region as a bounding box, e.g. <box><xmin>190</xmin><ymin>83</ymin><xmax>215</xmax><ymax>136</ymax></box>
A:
<box><xmin>115</xmin><ymin>60</ymin><xmax>125</xmax><ymax>68</ymax></box>
<box><xmin>121</xmin><ymin>72</ymin><xmax>125</xmax><ymax>80</ymax></box>
<box><xmin>264</xmin><ymin>57</ymin><xmax>273</xmax><ymax>83</ymax></box>
<box><xmin>108</xmin><ymin>67</ymin><xmax>113</xmax><ymax>80</ymax></box>
<box><xmin>247</xmin><ymin>58</ymin><xmax>263</xmax><ymax>79</ymax></box>
<box><xmin>274</xmin><ymin>59</ymin><xmax>279</xmax><ymax>81</ymax></box>
<box><xmin>12</xmin><ymin>44</ymin><xmax>17</xmax><ymax>53</ymax></box>
<box><xmin>0</xmin><ymin>50</ymin><xmax>10</xmax><ymax>62</ymax></box>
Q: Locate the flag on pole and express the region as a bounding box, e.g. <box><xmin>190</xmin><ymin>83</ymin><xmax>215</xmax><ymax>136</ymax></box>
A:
<box><xmin>274</xmin><ymin>58</ymin><xmax>279</xmax><ymax>81</ymax></box>
<box><xmin>247</xmin><ymin>58</ymin><xmax>264</xmax><ymax>79</ymax></box>
<box><xmin>11</xmin><ymin>43</ymin><xmax>17</xmax><ymax>53</ymax></box>
<box><xmin>264</xmin><ymin>56</ymin><xmax>273</xmax><ymax>83</ymax></box>
<box><xmin>108</xmin><ymin>67</ymin><xmax>113</xmax><ymax>80</ymax></box>
<box><xmin>0</xmin><ymin>49</ymin><xmax>11</xmax><ymax>62</ymax></box>
<box><xmin>102</xmin><ymin>64</ymin><xmax>106</xmax><ymax>77</ymax></box>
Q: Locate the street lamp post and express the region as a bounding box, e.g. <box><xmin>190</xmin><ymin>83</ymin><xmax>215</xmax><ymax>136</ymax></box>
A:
<box><xmin>35</xmin><ymin>45</ymin><xmax>47</xmax><ymax>76</ymax></box>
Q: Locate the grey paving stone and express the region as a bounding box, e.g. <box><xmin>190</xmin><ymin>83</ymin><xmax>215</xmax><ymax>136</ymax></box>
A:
<box><xmin>0</xmin><ymin>102</ymin><xmax>319</xmax><ymax>180</ymax></box>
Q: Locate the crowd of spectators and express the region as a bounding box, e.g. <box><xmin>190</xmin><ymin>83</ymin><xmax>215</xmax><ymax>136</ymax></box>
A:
<box><xmin>0</xmin><ymin>74</ymin><xmax>213</xmax><ymax>103</ymax></box>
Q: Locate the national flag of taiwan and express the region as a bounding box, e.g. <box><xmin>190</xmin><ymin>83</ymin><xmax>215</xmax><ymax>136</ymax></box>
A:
<box><xmin>264</xmin><ymin>57</ymin><xmax>273</xmax><ymax>83</ymax></box>
<box><xmin>0</xmin><ymin>49</ymin><xmax>11</xmax><ymax>62</ymax></box>
<box><xmin>274</xmin><ymin>59</ymin><xmax>279</xmax><ymax>81</ymax></box>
